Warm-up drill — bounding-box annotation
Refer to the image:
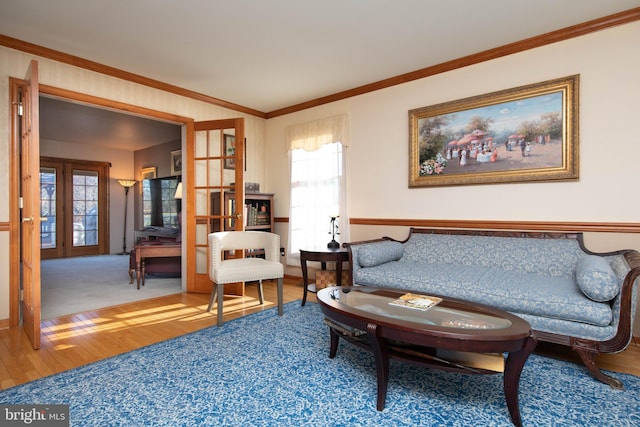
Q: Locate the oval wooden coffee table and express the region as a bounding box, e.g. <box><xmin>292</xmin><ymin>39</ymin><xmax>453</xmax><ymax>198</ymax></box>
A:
<box><xmin>317</xmin><ymin>286</ymin><xmax>536</xmax><ymax>427</ymax></box>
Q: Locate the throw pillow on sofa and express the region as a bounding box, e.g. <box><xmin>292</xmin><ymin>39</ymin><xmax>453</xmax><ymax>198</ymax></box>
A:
<box><xmin>358</xmin><ymin>241</ymin><xmax>404</xmax><ymax>267</ymax></box>
<box><xmin>576</xmin><ymin>255</ymin><xmax>619</xmax><ymax>302</ymax></box>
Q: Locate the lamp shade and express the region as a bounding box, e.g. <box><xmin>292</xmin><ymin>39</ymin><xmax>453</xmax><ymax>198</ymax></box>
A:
<box><xmin>174</xmin><ymin>182</ymin><xmax>183</xmax><ymax>199</ymax></box>
<box><xmin>117</xmin><ymin>179</ymin><xmax>137</xmax><ymax>188</ymax></box>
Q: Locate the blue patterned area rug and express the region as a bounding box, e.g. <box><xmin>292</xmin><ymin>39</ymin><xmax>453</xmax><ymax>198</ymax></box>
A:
<box><xmin>1</xmin><ymin>302</ymin><xmax>639</xmax><ymax>426</ymax></box>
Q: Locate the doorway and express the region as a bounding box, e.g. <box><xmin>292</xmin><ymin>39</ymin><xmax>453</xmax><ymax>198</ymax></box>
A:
<box><xmin>37</xmin><ymin>96</ymin><xmax>184</xmax><ymax>316</ymax></box>
<box><xmin>10</xmin><ymin>80</ymin><xmax>190</xmax><ymax>326</ymax></box>
<box><xmin>11</xmin><ymin>74</ymin><xmax>246</xmax><ymax>338</ymax></box>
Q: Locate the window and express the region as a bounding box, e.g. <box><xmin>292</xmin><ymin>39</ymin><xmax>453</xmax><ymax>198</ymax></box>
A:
<box><xmin>286</xmin><ymin>115</ymin><xmax>349</xmax><ymax>265</ymax></box>
<box><xmin>142</xmin><ymin>177</ymin><xmax>180</xmax><ymax>228</ymax></box>
<box><xmin>40</xmin><ymin>167</ymin><xmax>57</xmax><ymax>249</ymax></box>
<box><xmin>72</xmin><ymin>170</ymin><xmax>99</xmax><ymax>246</ymax></box>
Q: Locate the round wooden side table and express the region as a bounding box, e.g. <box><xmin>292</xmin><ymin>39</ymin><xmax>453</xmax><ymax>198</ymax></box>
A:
<box><xmin>299</xmin><ymin>247</ymin><xmax>349</xmax><ymax>306</ymax></box>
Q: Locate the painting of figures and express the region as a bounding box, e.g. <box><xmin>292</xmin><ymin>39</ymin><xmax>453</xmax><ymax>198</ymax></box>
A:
<box><xmin>409</xmin><ymin>75</ymin><xmax>579</xmax><ymax>187</ymax></box>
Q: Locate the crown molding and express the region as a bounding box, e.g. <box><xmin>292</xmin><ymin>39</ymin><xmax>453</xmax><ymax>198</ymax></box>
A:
<box><xmin>0</xmin><ymin>34</ymin><xmax>267</xmax><ymax>119</ymax></box>
<box><xmin>2</xmin><ymin>7</ymin><xmax>638</xmax><ymax>119</ymax></box>
<box><xmin>266</xmin><ymin>7</ymin><xmax>640</xmax><ymax>118</ymax></box>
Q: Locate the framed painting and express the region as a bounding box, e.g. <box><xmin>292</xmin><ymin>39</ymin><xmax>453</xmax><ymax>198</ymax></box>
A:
<box><xmin>170</xmin><ymin>150</ymin><xmax>182</xmax><ymax>175</ymax></box>
<box><xmin>409</xmin><ymin>75</ymin><xmax>579</xmax><ymax>187</ymax></box>
<box><xmin>224</xmin><ymin>134</ymin><xmax>236</xmax><ymax>170</ymax></box>
<box><xmin>141</xmin><ymin>166</ymin><xmax>156</xmax><ymax>180</ymax></box>
<box><xmin>224</xmin><ymin>134</ymin><xmax>246</xmax><ymax>170</ymax></box>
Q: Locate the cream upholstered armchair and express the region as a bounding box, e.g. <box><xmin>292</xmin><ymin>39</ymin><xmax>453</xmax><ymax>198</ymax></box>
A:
<box><xmin>208</xmin><ymin>231</ymin><xmax>284</xmax><ymax>326</ymax></box>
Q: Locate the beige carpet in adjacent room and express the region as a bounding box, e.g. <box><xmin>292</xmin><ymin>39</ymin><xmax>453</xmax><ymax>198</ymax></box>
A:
<box><xmin>41</xmin><ymin>254</ymin><xmax>182</xmax><ymax>320</ymax></box>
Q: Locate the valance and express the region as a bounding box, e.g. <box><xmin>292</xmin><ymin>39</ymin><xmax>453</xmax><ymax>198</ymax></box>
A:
<box><xmin>286</xmin><ymin>114</ymin><xmax>350</xmax><ymax>151</ymax></box>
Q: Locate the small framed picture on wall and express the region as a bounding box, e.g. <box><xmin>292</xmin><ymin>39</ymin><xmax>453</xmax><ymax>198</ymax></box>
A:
<box><xmin>141</xmin><ymin>167</ymin><xmax>156</xmax><ymax>180</ymax></box>
<box><xmin>171</xmin><ymin>150</ymin><xmax>182</xmax><ymax>175</ymax></box>
<box><xmin>224</xmin><ymin>134</ymin><xmax>236</xmax><ymax>170</ymax></box>
<box><xmin>224</xmin><ymin>134</ymin><xmax>246</xmax><ymax>170</ymax></box>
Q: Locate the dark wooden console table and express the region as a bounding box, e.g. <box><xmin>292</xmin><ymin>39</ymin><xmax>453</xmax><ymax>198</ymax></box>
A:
<box><xmin>134</xmin><ymin>243</ymin><xmax>182</xmax><ymax>290</ymax></box>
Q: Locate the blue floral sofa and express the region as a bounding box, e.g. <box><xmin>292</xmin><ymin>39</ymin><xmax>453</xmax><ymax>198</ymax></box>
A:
<box><xmin>345</xmin><ymin>228</ymin><xmax>640</xmax><ymax>388</ymax></box>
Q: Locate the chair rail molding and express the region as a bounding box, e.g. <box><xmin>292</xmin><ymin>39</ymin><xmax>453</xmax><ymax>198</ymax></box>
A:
<box><xmin>349</xmin><ymin>218</ymin><xmax>640</xmax><ymax>234</ymax></box>
<box><xmin>275</xmin><ymin>217</ymin><xmax>640</xmax><ymax>234</ymax></box>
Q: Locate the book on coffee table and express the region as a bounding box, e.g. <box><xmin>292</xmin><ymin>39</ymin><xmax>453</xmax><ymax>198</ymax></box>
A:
<box><xmin>389</xmin><ymin>293</ymin><xmax>442</xmax><ymax>311</ymax></box>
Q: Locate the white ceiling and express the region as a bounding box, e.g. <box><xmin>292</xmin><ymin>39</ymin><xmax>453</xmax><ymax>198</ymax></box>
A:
<box><xmin>39</xmin><ymin>96</ymin><xmax>182</xmax><ymax>151</ymax></box>
<box><xmin>2</xmin><ymin>0</ymin><xmax>639</xmax><ymax>115</ymax></box>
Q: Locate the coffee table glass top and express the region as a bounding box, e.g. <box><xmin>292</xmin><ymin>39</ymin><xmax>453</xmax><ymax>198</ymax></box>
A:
<box><xmin>322</xmin><ymin>287</ymin><xmax>512</xmax><ymax>330</ymax></box>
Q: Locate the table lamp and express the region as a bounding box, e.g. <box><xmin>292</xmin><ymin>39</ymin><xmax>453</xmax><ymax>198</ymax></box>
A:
<box><xmin>327</xmin><ymin>215</ymin><xmax>340</xmax><ymax>249</ymax></box>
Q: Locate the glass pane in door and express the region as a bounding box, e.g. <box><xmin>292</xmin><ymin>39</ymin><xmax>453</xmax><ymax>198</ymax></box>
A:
<box><xmin>190</xmin><ymin>118</ymin><xmax>244</xmax><ymax>292</ymax></box>
<box><xmin>40</xmin><ymin>167</ymin><xmax>56</xmax><ymax>249</ymax></box>
<box><xmin>194</xmin><ymin>128</ymin><xmax>226</xmax><ymax>275</ymax></box>
<box><xmin>72</xmin><ymin>170</ymin><xmax>99</xmax><ymax>247</ymax></box>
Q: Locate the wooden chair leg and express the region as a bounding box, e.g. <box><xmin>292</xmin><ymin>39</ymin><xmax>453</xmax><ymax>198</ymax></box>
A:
<box><xmin>258</xmin><ymin>280</ymin><xmax>264</xmax><ymax>304</ymax></box>
<box><xmin>216</xmin><ymin>283</ymin><xmax>224</xmax><ymax>326</ymax></box>
<box><xmin>277</xmin><ymin>277</ymin><xmax>284</xmax><ymax>316</ymax></box>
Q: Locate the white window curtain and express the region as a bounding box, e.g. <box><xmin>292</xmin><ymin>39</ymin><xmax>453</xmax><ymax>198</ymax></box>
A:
<box><xmin>286</xmin><ymin>114</ymin><xmax>350</xmax><ymax>266</ymax></box>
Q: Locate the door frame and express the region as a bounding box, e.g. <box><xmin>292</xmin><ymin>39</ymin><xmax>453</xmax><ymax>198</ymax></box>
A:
<box><xmin>8</xmin><ymin>82</ymin><xmax>194</xmax><ymax>327</ymax></box>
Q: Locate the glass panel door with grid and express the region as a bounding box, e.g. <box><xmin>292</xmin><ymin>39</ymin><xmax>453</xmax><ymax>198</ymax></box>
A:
<box><xmin>40</xmin><ymin>158</ymin><xmax>110</xmax><ymax>258</ymax></box>
<box><xmin>187</xmin><ymin>118</ymin><xmax>244</xmax><ymax>293</ymax></box>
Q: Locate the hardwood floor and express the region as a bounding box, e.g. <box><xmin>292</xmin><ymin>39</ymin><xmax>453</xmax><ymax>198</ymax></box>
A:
<box><xmin>1</xmin><ymin>278</ymin><xmax>639</xmax><ymax>390</ymax></box>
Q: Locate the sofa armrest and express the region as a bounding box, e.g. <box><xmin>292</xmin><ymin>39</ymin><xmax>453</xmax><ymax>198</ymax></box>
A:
<box><xmin>601</xmin><ymin>249</ymin><xmax>640</xmax><ymax>352</ymax></box>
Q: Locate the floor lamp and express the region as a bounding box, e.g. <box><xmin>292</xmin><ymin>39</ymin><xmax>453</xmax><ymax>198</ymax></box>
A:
<box><xmin>117</xmin><ymin>179</ymin><xmax>137</xmax><ymax>255</ymax></box>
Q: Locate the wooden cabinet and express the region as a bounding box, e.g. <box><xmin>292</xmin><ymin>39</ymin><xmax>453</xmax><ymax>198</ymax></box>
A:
<box><xmin>211</xmin><ymin>191</ymin><xmax>274</xmax><ymax>232</ymax></box>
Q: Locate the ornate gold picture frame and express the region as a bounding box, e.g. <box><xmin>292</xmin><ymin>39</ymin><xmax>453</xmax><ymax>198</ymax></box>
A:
<box><xmin>409</xmin><ymin>75</ymin><xmax>579</xmax><ymax>187</ymax></box>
